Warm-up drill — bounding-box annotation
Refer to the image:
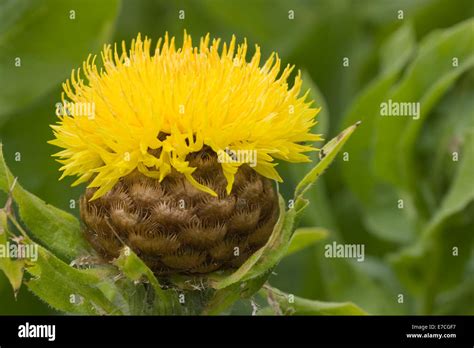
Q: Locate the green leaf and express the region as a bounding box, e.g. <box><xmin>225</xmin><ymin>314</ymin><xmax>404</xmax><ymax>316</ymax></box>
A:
<box><xmin>202</xmin><ymin>284</ymin><xmax>242</xmax><ymax>315</ymax></box>
<box><xmin>260</xmin><ymin>286</ymin><xmax>367</xmax><ymax>315</ymax></box>
<box><xmin>307</xmin><ymin>243</ymin><xmax>411</xmax><ymax>315</ymax></box>
<box><xmin>434</xmin><ymin>274</ymin><xmax>474</xmax><ymax>315</ymax></box>
<box><xmin>339</xmin><ymin>77</ymin><xmax>399</xmax><ymax>204</ymax></box>
<box><xmin>0</xmin><ymin>0</ymin><xmax>120</xmax><ymax>121</ymax></box>
<box><xmin>374</xmin><ymin>19</ymin><xmax>474</xmax><ymax>190</ymax></box>
<box><xmin>26</xmin><ymin>245</ymin><xmax>121</xmax><ymax>315</ymax></box>
<box><xmin>363</xmin><ymin>186</ymin><xmax>416</xmax><ymax>244</ymax></box>
<box><xmin>339</xmin><ymin>22</ymin><xmax>417</xmax><ymax>242</ymax></box>
<box><xmin>426</xmin><ymin>131</ymin><xmax>474</xmax><ymax>232</ymax></box>
<box><xmin>391</xmin><ymin>132</ymin><xmax>474</xmax><ymax>307</ymax></box>
<box><xmin>295</xmin><ymin>121</ymin><xmax>360</xmax><ymax>211</ymax></box>
<box><xmin>113</xmin><ymin>246</ymin><xmax>178</xmax><ymax>314</ymax></box>
<box><xmin>0</xmin><ymin>143</ymin><xmax>91</xmax><ymax>260</ymax></box>
<box><xmin>203</xmin><ymin>272</ymin><xmax>271</xmax><ymax>315</ymax></box>
<box><xmin>380</xmin><ymin>22</ymin><xmax>416</xmax><ymax>74</ymax></box>
<box><xmin>0</xmin><ymin>210</ymin><xmax>26</xmax><ymax>296</ymax></box>
<box><xmin>399</xmin><ymin>67</ymin><xmax>474</xmax><ymax>201</ymax></box>
<box><xmin>285</xmin><ymin>227</ymin><xmax>328</xmax><ymax>257</ymax></box>
<box><xmin>421</xmin><ymin>78</ymin><xmax>474</xmax><ymax>207</ymax></box>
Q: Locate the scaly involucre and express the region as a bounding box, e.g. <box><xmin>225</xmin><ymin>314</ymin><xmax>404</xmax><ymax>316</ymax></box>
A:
<box><xmin>50</xmin><ymin>32</ymin><xmax>321</xmax><ymax>200</ymax></box>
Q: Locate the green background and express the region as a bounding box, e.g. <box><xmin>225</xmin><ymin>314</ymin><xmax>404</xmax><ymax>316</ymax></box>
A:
<box><xmin>0</xmin><ymin>0</ymin><xmax>473</xmax><ymax>315</ymax></box>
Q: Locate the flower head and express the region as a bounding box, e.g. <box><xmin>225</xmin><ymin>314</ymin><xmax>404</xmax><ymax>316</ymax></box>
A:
<box><xmin>49</xmin><ymin>32</ymin><xmax>321</xmax><ymax>200</ymax></box>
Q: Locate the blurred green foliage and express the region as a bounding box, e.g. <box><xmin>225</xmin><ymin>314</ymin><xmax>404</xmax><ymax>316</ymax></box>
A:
<box><xmin>0</xmin><ymin>0</ymin><xmax>473</xmax><ymax>315</ymax></box>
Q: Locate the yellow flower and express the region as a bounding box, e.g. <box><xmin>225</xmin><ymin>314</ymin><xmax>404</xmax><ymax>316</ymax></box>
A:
<box><xmin>49</xmin><ymin>32</ymin><xmax>322</xmax><ymax>200</ymax></box>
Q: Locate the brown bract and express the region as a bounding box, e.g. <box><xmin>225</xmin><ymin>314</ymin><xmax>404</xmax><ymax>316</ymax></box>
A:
<box><xmin>80</xmin><ymin>148</ymin><xmax>279</xmax><ymax>275</ymax></box>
